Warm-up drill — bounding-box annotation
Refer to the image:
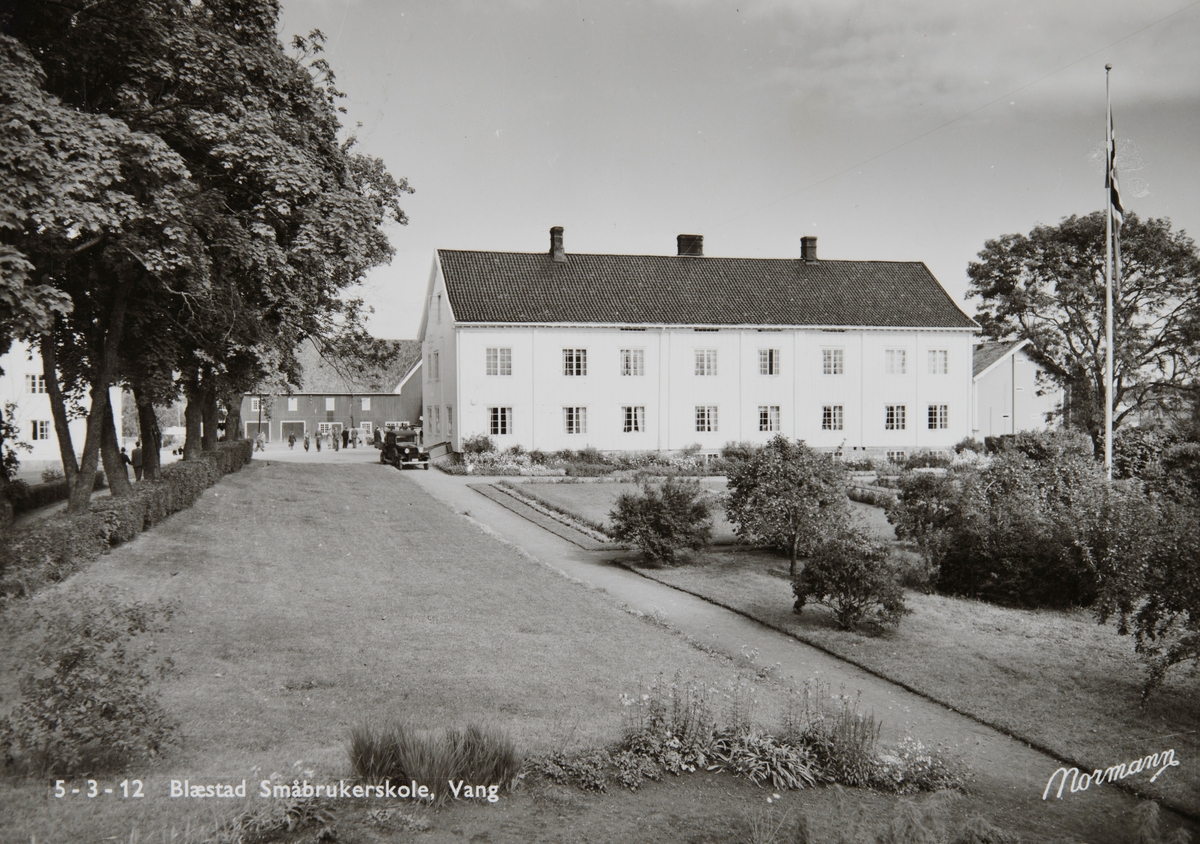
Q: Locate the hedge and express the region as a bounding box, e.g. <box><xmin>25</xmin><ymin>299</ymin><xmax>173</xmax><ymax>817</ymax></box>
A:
<box><xmin>9</xmin><ymin>473</ymin><xmax>108</xmax><ymax>516</ymax></box>
<box><xmin>0</xmin><ymin>441</ymin><xmax>253</xmax><ymax>600</ymax></box>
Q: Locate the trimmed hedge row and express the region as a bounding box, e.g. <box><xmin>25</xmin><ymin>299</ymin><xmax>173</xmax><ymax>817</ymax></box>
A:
<box><xmin>9</xmin><ymin>473</ymin><xmax>108</xmax><ymax>516</ymax></box>
<box><xmin>0</xmin><ymin>441</ymin><xmax>253</xmax><ymax>600</ymax></box>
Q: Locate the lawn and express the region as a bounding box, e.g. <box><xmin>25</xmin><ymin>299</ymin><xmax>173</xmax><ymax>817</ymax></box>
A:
<box><xmin>0</xmin><ymin>462</ymin><xmax>987</xmax><ymax>844</ymax></box>
<box><xmin>524</xmin><ymin>480</ymin><xmax>1200</xmax><ymax>818</ymax></box>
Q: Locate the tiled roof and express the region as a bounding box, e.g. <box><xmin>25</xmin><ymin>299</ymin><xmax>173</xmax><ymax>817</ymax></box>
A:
<box><xmin>293</xmin><ymin>339</ymin><xmax>422</xmax><ymax>393</ymax></box>
<box><xmin>972</xmin><ymin>340</ymin><xmax>1024</xmax><ymax>378</ymax></box>
<box><xmin>437</xmin><ymin>250</ymin><xmax>978</xmax><ymax>329</ymax></box>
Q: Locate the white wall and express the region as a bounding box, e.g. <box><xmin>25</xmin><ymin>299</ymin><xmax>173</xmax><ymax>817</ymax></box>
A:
<box><xmin>420</xmin><ymin>262</ymin><xmax>459</xmax><ymax>448</ymax></box>
<box><xmin>0</xmin><ymin>341</ymin><xmax>123</xmax><ymax>478</ymax></box>
<box><xmin>451</xmin><ymin>324</ymin><xmax>974</xmax><ymax>454</ymax></box>
<box><xmin>972</xmin><ymin>347</ymin><xmax>1061</xmax><ymax>438</ymax></box>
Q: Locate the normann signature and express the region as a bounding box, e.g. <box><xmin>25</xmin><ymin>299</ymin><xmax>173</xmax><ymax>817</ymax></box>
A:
<box><xmin>1043</xmin><ymin>749</ymin><xmax>1180</xmax><ymax>800</ymax></box>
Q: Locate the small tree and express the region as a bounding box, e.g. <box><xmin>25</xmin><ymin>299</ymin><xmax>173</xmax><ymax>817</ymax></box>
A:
<box><xmin>725</xmin><ymin>436</ymin><xmax>849</xmax><ymax>576</ymax></box>
<box><xmin>792</xmin><ymin>525</ymin><xmax>909</xmax><ymax>631</ymax></box>
<box><xmin>609</xmin><ymin>477</ymin><xmax>713</xmax><ymax>565</ymax></box>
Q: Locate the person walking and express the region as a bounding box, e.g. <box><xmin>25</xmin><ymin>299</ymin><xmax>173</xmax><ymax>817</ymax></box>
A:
<box><xmin>255</xmin><ymin>430</ymin><xmax>266</xmax><ymax>452</ymax></box>
<box><xmin>120</xmin><ymin>446</ymin><xmax>132</xmax><ymax>479</ymax></box>
<box><xmin>288</xmin><ymin>432</ymin><xmax>296</xmax><ymax>450</ymax></box>
<box><xmin>303</xmin><ymin>434</ymin><xmax>310</xmax><ymax>452</ymax></box>
<box><xmin>341</xmin><ymin>427</ymin><xmax>350</xmax><ymax>450</ymax></box>
<box><xmin>131</xmin><ymin>441</ymin><xmax>144</xmax><ymax>482</ymax></box>
<box><xmin>315</xmin><ymin>432</ymin><xmax>322</xmax><ymax>452</ymax></box>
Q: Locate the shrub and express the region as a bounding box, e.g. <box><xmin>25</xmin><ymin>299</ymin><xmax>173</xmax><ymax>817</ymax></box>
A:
<box><xmin>725</xmin><ymin>436</ymin><xmax>850</xmax><ymax>577</ymax></box>
<box><xmin>40</xmin><ymin>466</ymin><xmax>65</xmax><ymax>484</ymax></box>
<box><xmin>708</xmin><ymin>728</ymin><xmax>819</xmax><ymax>790</ymax></box>
<box><xmin>903</xmin><ymin>451</ymin><xmax>952</xmax><ymax>469</ymax></box>
<box><xmin>608</xmin><ymin>477</ymin><xmax>713</xmax><ymax>564</ymax></box>
<box><xmin>460</xmin><ymin>434</ymin><xmax>494</xmax><ymax>454</ymax></box>
<box><xmin>534</xmin><ymin>748</ymin><xmax>611</xmax><ymax>791</ymax></box>
<box><xmin>0</xmin><ymin>589</ymin><xmax>178</xmax><ymax>776</ymax></box>
<box><xmin>347</xmin><ymin>721</ymin><xmax>521</xmax><ymax>803</ymax></box>
<box><xmin>792</xmin><ymin>524</ymin><xmax>909</xmax><ymax>631</ymax></box>
<box><xmin>953</xmin><ymin>437</ymin><xmax>985</xmax><ymax>455</ymax></box>
<box><xmin>720</xmin><ymin>441</ymin><xmax>760</xmax><ymax>464</ymax></box>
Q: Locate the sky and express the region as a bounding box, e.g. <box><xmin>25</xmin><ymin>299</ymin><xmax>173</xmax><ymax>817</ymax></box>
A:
<box><xmin>277</xmin><ymin>0</ymin><xmax>1200</xmax><ymax>340</ymax></box>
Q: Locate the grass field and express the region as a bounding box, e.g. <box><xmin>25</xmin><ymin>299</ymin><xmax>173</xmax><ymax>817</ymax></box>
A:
<box><xmin>523</xmin><ymin>480</ymin><xmax>1200</xmax><ymax>817</ymax></box>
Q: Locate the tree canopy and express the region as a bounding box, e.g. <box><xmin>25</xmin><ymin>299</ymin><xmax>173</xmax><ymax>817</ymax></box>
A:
<box><xmin>967</xmin><ymin>212</ymin><xmax>1200</xmax><ymax>450</ymax></box>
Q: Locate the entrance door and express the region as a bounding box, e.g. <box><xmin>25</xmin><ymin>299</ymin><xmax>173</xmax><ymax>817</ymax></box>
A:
<box><xmin>281</xmin><ymin>421</ymin><xmax>305</xmax><ymax>443</ymax></box>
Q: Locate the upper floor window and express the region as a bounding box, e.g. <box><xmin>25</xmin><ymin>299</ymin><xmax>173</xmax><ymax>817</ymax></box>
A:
<box><xmin>486</xmin><ymin>347</ymin><xmax>512</xmax><ymax>376</ymax></box>
<box><xmin>620</xmin><ymin>349</ymin><xmax>644</xmax><ymax>377</ymax></box>
<box><xmin>563</xmin><ymin>348</ymin><xmax>587</xmax><ymax>376</ymax></box>
<box><xmin>928</xmin><ymin>350</ymin><xmax>948</xmax><ymax>375</ymax></box>
<box><xmin>759</xmin><ymin>349</ymin><xmax>781</xmax><ymax>376</ymax></box>
<box><xmin>361</xmin><ymin>397</ymin><xmax>371</xmax><ymax>411</ymax></box>
<box><xmin>25</xmin><ymin>374</ymin><xmax>46</xmax><ymax>394</ymax></box>
<box><xmin>431</xmin><ymin>351</ymin><xmax>440</xmax><ymax>380</ymax></box>
<box><xmin>822</xmin><ymin>349</ymin><xmax>844</xmax><ymax>375</ymax></box>
<box><xmin>885</xmin><ymin>349</ymin><xmax>907</xmax><ymax>375</ymax></box>
<box><xmin>250</xmin><ymin>397</ymin><xmax>261</xmax><ymax>412</ymax></box>
<box><xmin>287</xmin><ymin>397</ymin><xmax>298</xmax><ymax>412</ymax></box>
<box><xmin>695</xmin><ymin>349</ymin><xmax>718</xmax><ymax>376</ymax></box>
<box><xmin>436</xmin><ymin>293</ymin><xmax>442</xmax><ymax>324</ymax></box>
<box><xmin>325</xmin><ymin>397</ymin><xmax>335</xmax><ymax>411</ymax></box>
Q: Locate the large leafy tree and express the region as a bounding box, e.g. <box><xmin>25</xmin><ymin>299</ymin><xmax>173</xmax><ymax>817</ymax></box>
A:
<box><xmin>724</xmin><ymin>436</ymin><xmax>849</xmax><ymax>577</ymax></box>
<box><xmin>4</xmin><ymin>1</ymin><xmax>410</xmax><ymax>503</ymax></box>
<box><xmin>968</xmin><ymin>212</ymin><xmax>1200</xmax><ymax>452</ymax></box>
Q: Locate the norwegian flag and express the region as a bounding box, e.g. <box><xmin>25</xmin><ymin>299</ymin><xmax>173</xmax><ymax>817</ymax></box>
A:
<box><xmin>1107</xmin><ymin>106</ymin><xmax>1124</xmax><ymax>231</ymax></box>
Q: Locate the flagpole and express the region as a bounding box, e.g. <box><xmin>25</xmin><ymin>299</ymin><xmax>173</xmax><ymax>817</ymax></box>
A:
<box><xmin>1104</xmin><ymin>64</ymin><xmax>1114</xmax><ymax>480</ymax></box>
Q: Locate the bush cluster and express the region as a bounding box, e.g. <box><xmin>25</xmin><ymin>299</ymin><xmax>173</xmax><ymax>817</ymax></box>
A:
<box><xmin>792</xmin><ymin>526</ymin><xmax>909</xmax><ymax>631</ymax></box>
<box><xmin>440</xmin><ymin>444</ymin><xmax>735</xmax><ymax>477</ymax></box>
<box><xmin>0</xmin><ymin>441</ymin><xmax>252</xmax><ymax>599</ymax></box>
<box><xmin>538</xmin><ymin>675</ymin><xmax>966</xmax><ymax>797</ymax></box>
<box><xmin>608</xmin><ymin>477</ymin><xmax>714</xmax><ymax>564</ymax></box>
<box><xmin>0</xmin><ymin>588</ymin><xmax>178</xmax><ymax>776</ymax></box>
<box><xmin>7</xmin><ymin>472</ymin><xmax>108</xmax><ymax>516</ymax></box>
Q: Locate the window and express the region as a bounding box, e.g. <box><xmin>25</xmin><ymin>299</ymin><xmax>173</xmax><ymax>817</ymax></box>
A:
<box><xmin>436</xmin><ymin>293</ymin><xmax>442</xmax><ymax>324</ymax></box>
<box><xmin>446</xmin><ymin>406</ymin><xmax>452</xmax><ymax>434</ymax></box>
<box><xmin>24</xmin><ymin>374</ymin><xmax>46</xmax><ymax>394</ymax></box>
<box><xmin>695</xmin><ymin>405</ymin><xmax>718</xmax><ymax>433</ymax></box>
<box><xmin>31</xmin><ymin>420</ymin><xmax>51</xmax><ymax>440</ymax></box>
<box><xmin>325</xmin><ymin>397</ymin><xmax>335</xmax><ymax>411</ymax></box>
<box><xmin>758</xmin><ymin>405</ymin><xmax>780</xmax><ymax>432</ymax></box>
<box><xmin>564</xmin><ymin>406</ymin><xmax>587</xmax><ymax>434</ymax></box>
<box><xmin>622</xmin><ymin>406</ymin><xmax>645</xmax><ymax>433</ymax></box>
<box><xmin>885</xmin><ymin>349</ymin><xmax>907</xmax><ymax>375</ymax></box>
<box><xmin>887</xmin><ymin>451</ymin><xmax>907</xmax><ymax>464</ymax></box>
<box><xmin>489</xmin><ymin>406</ymin><xmax>511</xmax><ymax>435</ymax></box>
<box><xmin>431</xmin><ymin>351</ymin><xmax>440</xmax><ymax>380</ymax></box>
<box><xmin>287</xmin><ymin>397</ymin><xmax>298</xmax><ymax>412</ymax></box>
<box><xmin>885</xmin><ymin>405</ymin><xmax>907</xmax><ymax>430</ymax></box>
<box><xmin>695</xmin><ymin>349</ymin><xmax>718</xmax><ymax>376</ymax></box>
<box><xmin>928</xmin><ymin>404</ymin><xmax>949</xmax><ymax>430</ymax></box>
<box><xmin>928</xmin><ymin>349</ymin><xmax>948</xmax><ymax>375</ymax></box>
<box><xmin>250</xmin><ymin>397</ymin><xmax>261</xmax><ymax>412</ymax></box>
<box><xmin>822</xmin><ymin>405</ymin><xmax>844</xmax><ymax>431</ymax></box>
<box><xmin>361</xmin><ymin>397</ymin><xmax>371</xmax><ymax>411</ymax></box>
<box><xmin>425</xmin><ymin>406</ymin><xmax>431</xmax><ymax>428</ymax></box>
<box><xmin>486</xmin><ymin>347</ymin><xmax>512</xmax><ymax>376</ymax></box>
<box><xmin>822</xmin><ymin>349</ymin><xmax>844</xmax><ymax>375</ymax></box>
<box><xmin>620</xmin><ymin>349</ymin><xmax>644</xmax><ymax>377</ymax></box>
<box><xmin>759</xmin><ymin>349</ymin><xmax>781</xmax><ymax>376</ymax></box>
<box><xmin>563</xmin><ymin>348</ymin><xmax>587</xmax><ymax>376</ymax></box>
<box><xmin>433</xmin><ymin>406</ymin><xmax>440</xmax><ymax>434</ymax></box>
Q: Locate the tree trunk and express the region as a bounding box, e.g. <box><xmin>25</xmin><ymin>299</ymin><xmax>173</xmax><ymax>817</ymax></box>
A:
<box><xmin>101</xmin><ymin>399</ymin><xmax>133</xmax><ymax>497</ymax></box>
<box><xmin>789</xmin><ymin>535</ymin><xmax>799</xmax><ymax>578</ymax></box>
<box><xmin>40</xmin><ymin>327</ymin><xmax>79</xmax><ymax>492</ymax></box>
<box><xmin>225</xmin><ymin>391</ymin><xmax>243</xmax><ymax>441</ymax></box>
<box><xmin>201</xmin><ymin>384</ymin><xmax>219</xmax><ymax>451</ymax></box>
<box><xmin>134</xmin><ymin>386</ymin><xmax>161</xmax><ymax>481</ymax></box>
<box><xmin>183</xmin><ymin>371</ymin><xmax>203</xmax><ymax>461</ymax></box>
<box><xmin>68</xmin><ymin>283</ymin><xmax>129</xmax><ymax>514</ymax></box>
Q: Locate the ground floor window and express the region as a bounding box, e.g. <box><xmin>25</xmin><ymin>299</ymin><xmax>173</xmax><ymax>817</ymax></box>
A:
<box><xmin>885</xmin><ymin>405</ymin><xmax>906</xmax><ymax>430</ymax></box>
<box><xmin>622</xmin><ymin>405</ymin><xmax>645</xmax><ymax>433</ymax></box>
<box><xmin>564</xmin><ymin>406</ymin><xmax>587</xmax><ymax>434</ymax></box>
<box><xmin>928</xmin><ymin>404</ymin><xmax>948</xmax><ymax>429</ymax></box>
<box><xmin>695</xmin><ymin>405</ymin><xmax>718</xmax><ymax>433</ymax></box>
<box><xmin>822</xmin><ymin>405</ymin><xmax>844</xmax><ymax>431</ymax></box>
<box><xmin>758</xmin><ymin>405</ymin><xmax>780</xmax><ymax>432</ymax></box>
<box><xmin>887</xmin><ymin>450</ymin><xmax>907</xmax><ymax>464</ymax></box>
<box><xmin>489</xmin><ymin>407</ymin><xmax>512</xmax><ymax>436</ymax></box>
<box><xmin>31</xmin><ymin>420</ymin><xmax>51</xmax><ymax>440</ymax></box>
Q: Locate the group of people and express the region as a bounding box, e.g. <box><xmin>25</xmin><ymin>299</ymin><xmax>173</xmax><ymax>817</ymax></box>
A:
<box><xmin>279</xmin><ymin>427</ymin><xmax>365</xmax><ymax>453</ymax></box>
<box><xmin>119</xmin><ymin>442</ymin><xmax>145</xmax><ymax>481</ymax></box>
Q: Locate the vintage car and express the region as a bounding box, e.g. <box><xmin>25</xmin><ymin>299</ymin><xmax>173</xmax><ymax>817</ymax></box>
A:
<box><xmin>380</xmin><ymin>427</ymin><xmax>429</xmax><ymax>470</ymax></box>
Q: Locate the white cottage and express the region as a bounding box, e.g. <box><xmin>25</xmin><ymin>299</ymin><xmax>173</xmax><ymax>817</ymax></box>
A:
<box><xmin>971</xmin><ymin>339</ymin><xmax>1062</xmax><ymax>439</ymax></box>
<box><xmin>419</xmin><ymin>229</ymin><xmax>979</xmax><ymax>457</ymax></box>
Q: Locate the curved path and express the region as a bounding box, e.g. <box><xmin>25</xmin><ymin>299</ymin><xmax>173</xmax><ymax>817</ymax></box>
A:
<box><xmin>408</xmin><ymin>469</ymin><xmax>1197</xmax><ymax>844</ymax></box>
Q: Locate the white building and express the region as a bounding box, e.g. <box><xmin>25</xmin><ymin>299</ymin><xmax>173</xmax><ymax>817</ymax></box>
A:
<box><xmin>0</xmin><ymin>341</ymin><xmax>123</xmax><ymax>480</ymax></box>
<box><xmin>419</xmin><ymin>229</ymin><xmax>979</xmax><ymax>457</ymax></box>
<box><xmin>971</xmin><ymin>339</ymin><xmax>1062</xmax><ymax>439</ymax></box>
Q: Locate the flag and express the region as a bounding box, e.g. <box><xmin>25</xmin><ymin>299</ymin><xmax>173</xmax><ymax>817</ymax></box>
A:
<box><xmin>1107</xmin><ymin>105</ymin><xmax>1124</xmax><ymax>232</ymax></box>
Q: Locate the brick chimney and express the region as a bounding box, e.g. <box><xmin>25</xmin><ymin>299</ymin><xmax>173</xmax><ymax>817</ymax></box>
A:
<box><xmin>800</xmin><ymin>236</ymin><xmax>818</xmax><ymax>262</ymax></box>
<box><xmin>677</xmin><ymin>234</ymin><xmax>704</xmax><ymax>257</ymax></box>
<box><xmin>549</xmin><ymin>226</ymin><xmax>565</xmax><ymax>262</ymax></box>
